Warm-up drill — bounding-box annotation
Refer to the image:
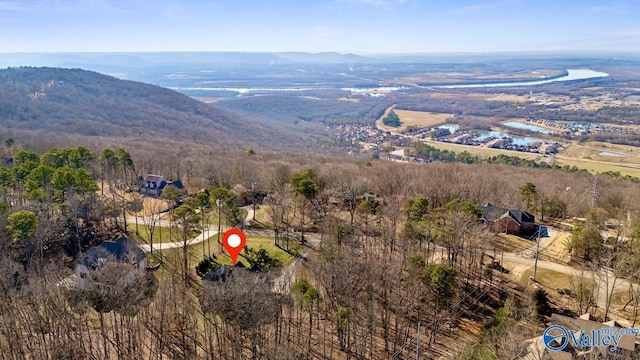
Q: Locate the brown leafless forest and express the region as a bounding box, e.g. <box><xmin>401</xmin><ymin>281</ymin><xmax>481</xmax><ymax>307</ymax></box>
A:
<box><xmin>1</xmin><ymin>137</ymin><xmax>640</xmax><ymax>359</ymax></box>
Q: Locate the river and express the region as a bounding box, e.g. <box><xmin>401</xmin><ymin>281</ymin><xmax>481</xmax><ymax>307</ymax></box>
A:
<box><xmin>172</xmin><ymin>69</ymin><xmax>609</xmax><ymax>95</ymax></box>
<box><xmin>428</xmin><ymin>69</ymin><xmax>609</xmax><ymax>89</ymax></box>
<box><xmin>431</xmin><ymin>69</ymin><xmax>609</xmax><ymax>89</ymax></box>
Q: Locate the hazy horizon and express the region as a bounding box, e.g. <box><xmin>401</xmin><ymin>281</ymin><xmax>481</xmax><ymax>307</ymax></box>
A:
<box><xmin>1</xmin><ymin>0</ymin><xmax>640</xmax><ymax>54</ymax></box>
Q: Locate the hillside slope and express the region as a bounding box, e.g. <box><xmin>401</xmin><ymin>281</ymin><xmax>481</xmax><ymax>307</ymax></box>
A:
<box><xmin>0</xmin><ymin>67</ymin><xmax>326</xmax><ymax>149</ymax></box>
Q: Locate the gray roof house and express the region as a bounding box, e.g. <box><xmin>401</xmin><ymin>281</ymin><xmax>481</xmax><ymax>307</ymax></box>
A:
<box><xmin>75</xmin><ymin>235</ymin><xmax>147</xmax><ymax>290</ymax></box>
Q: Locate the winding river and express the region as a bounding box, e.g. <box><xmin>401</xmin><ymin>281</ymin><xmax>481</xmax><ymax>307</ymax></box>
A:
<box><xmin>173</xmin><ymin>69</ymin><xmax>609</xmax><ymax>94</ymax></box>
<box><xmin>431</xmin><ymin>69</ymin><xmax>609</xmax><ymax>89</ymax></box>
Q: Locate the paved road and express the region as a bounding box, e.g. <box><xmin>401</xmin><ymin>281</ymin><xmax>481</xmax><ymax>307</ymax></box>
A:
<box><xmin>139</xmin><ymin>225</ymin><xmax>220</xmax><ymax>252</ymax></box>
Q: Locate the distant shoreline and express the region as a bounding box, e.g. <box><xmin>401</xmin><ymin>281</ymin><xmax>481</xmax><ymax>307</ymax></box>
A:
<box><xmin>426</xmin><ymin>69</ymin><xmax>608</xmax><ymax>89</ymax></box>
<box><xmin>416</xmin><ymin>70</ymin><xmax>569</xmax><ymax>87</ymax></box>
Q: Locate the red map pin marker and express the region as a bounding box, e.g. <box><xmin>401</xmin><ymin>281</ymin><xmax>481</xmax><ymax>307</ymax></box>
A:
<box><xmin>222</xmin><ymin>228</ymin><xmax>247</xmax><ymax>266</ymax></box>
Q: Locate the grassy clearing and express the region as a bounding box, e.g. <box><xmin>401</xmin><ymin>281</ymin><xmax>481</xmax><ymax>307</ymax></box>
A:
<box><xmin>206</xmin><ymin>208</ymin><xmax>248</xmax><ymax>226</ymax></box>
<box><xmin>551</xmin><ymin>143</ymin><xmax>640</xmax><ymax>177</ymax></box>
<box><xmin>588</xmin><ymin>141</ymin><xmax>640</xmax><ymax>155</ymax></box>
<box><xmin>491</xmin><ymin>234</ymin><xmax>535</xmax><ymax>253</ymax></box>
<box><xmin>553</xmin><ymin>157</ymin><xmax>640</xmax><ymax>178</ymax></box>
<box><xmin>253</xmin><ymin>206</ymin><xmax>270</xmax><ymax>223</ymax></box>
<box><xmin>393</xmin><ymin>110</ymin><xmax>453</xmax><ymax>131</ymax></box>
<box><xmin>561</xmin><ymin>143</ymin><xmax>640</xmax><ymax>165</ymax></box>
<box><xmin>168</xmin><ymin>234</ymin><xmax>299</xmax><ymax>270</ymax></box>
<box><xmin>485</xmin><ymin>94</ymin><xmax>528</xmax><ymax>102</ymax></box>
<box><xmin>409</xmin><ymin>136</ymin><xmax>640</xmax><ymax>178</ymax></box>
<box><xmin>520</xmin><ymin>268</ymin><xmax>595</xmax><ymax>293</ymax></box>
<box><xmin>422</xmin><ymin>140</ymin><xmax>543</xmax><ymax>160</ymax></box>
<box><xmin>128</xmin><ymin>224</ymin><xmax>199</xmax><ymax>244</ymax></box>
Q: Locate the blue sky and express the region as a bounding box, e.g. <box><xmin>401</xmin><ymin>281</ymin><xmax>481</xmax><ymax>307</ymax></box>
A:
<box><xmin>1</xmin><ymin>0</ymin><xmax>639</xmax><ymax>53</ymax></box>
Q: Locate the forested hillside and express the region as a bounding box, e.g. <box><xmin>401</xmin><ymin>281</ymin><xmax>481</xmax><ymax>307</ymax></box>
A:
<box><xmin>2</xmin><ymin>136</ymin><xmax>640</xmax><ymax>358</ymax></box>
<box><xmin>0</xmin><ymin>67</ymin><xmax>329</xmax><ymax>150</ymax></box>
<box><xmin>216</xmin><ymin>95</ymin><xmax>389</xmax><ymax>126</ymax></box>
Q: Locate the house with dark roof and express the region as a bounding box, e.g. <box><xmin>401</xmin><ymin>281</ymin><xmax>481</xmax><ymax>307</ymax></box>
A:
<box><xmin>138</xmin><ymin>174</ymin><xmax>184</xmax><ymax>198</ymax></box>
<box><xmin>202</xmin><ymin>263</ymin><xmax>249</xmax><ymax>282</ymax></box>
<box><xmin>481</xmin><ymin>203</ymin><xmax>535</xmax><ymax>234</ymax></box>
<box><xmin>75</xmin><ymin>235</ymin><xmax>148</xmax><ymax>290</ymax></box>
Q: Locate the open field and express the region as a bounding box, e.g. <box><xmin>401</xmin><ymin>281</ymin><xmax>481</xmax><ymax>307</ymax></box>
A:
<box><xmin>419</xmin><ymin>140</ymin><xmax>544</xmax><ymax>160</ymax></box>
<box><xmin>395</xmin><ymin>109</ymin><xmax>452</xmax><ymax>128</ymax></box>
<box><xmin>424</xmin><ymin>139</ymin><xmax>640</xmax><ymax>178</ymax></box>
<box><xmin>553</xmin><ymin>156</ymin><xmax>640</xmax><ymax>178</ymax></box>
<box><xmin>378</xmin><ymin>109</ymin><xmax>452</xmax><ymax>133</ymax></box>
<box><xmin>485</xmin><ymin>94</ymin><xmax>529</xmax><ymax>102</ymax></box>
<box><xmin>561</xmin><ymin>143</ymin><xmax>640</xmax><ymax>165</ymax></box>
<box><xmin>585</xmin><ymin>141</ymin><xmax>640</xmax><ymax>156</ymax></box>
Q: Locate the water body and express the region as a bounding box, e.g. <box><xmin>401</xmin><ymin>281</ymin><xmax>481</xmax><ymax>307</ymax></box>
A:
<box><xmin>171</xmin><ymin>86</ymin><xmax>317</xmax><ymax>94</ymax></box>
<box><xmin>437</xmin><ymin>124</ymin><xmax>544</xmax><ymax>145</ymax></box>
<box><xmin>431</xmin><ymin>69</ymin><xmax>609</xmax><ymax>89</ymax></box>
<box><xmin>172</xmin><ymin>69</ymin><xmax>608</xmax><ymax>94</ymax></box>
<box><xmin>475</xmin><ymin>130</ymin><xmax>543</xmax><ymax>146</ymax></box>
<box><xmin>438</xmin><ymin>124</ymin><xmax>460</xmax><ymax>134</ymax></box>
<box><xmin>170</xmin><ymin>69</ymin><xmax>609</xmax><ymax>96</ymax></box>
<box><xmin>502</xmin><ymin>121</ymin><xmax>556</xmax><ymax>134</ymax></box>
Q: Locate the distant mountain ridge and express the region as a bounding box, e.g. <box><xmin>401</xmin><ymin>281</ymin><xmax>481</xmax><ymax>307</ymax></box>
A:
<box><xmin>2</xmin><ymin>52</ymin><xmax>636</xmax><ymax>72</ymax></box>
<box><xmin>0</xmin><ymin>52</ymin><xmax>367</xmax><ymax>71</ymax></box>
<box><xmin>0</xmin><ymin>67</ymin><xmax>322</xmax><ymax>149</ymax></box>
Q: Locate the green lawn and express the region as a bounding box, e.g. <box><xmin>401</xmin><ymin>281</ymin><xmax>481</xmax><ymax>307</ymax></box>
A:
<box><xmin>520</xmin><ymin>268</ymin><xmax>595</xmax><ymax>292</ymax></box>
<box><xmin>254</xmin><ymin>205</ymin><xmax>270</xmax><ymax>223</ymax></box>
<box><xmin>127</xmin><ymin>224</ymin><xmax>200</xmax><ymax>244</ymax></box>
<box><xmin>159</xmin><ymin>233</ymin><xmax>300</xmax><ymax>274</ymax></box>
<box><xmin>205</xmin><ymin>208</ymin><xmax>248</xmax><ymax>226</ymax></box>
<box><xmin>554</xmin><ymin>157</ymin><xmax>640</xmax><ymax>178</ymax></box>
<box><xmin>191</xmin><ymin>235</ymin><xmax>298</xmax><ymax>267</ymax></box>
